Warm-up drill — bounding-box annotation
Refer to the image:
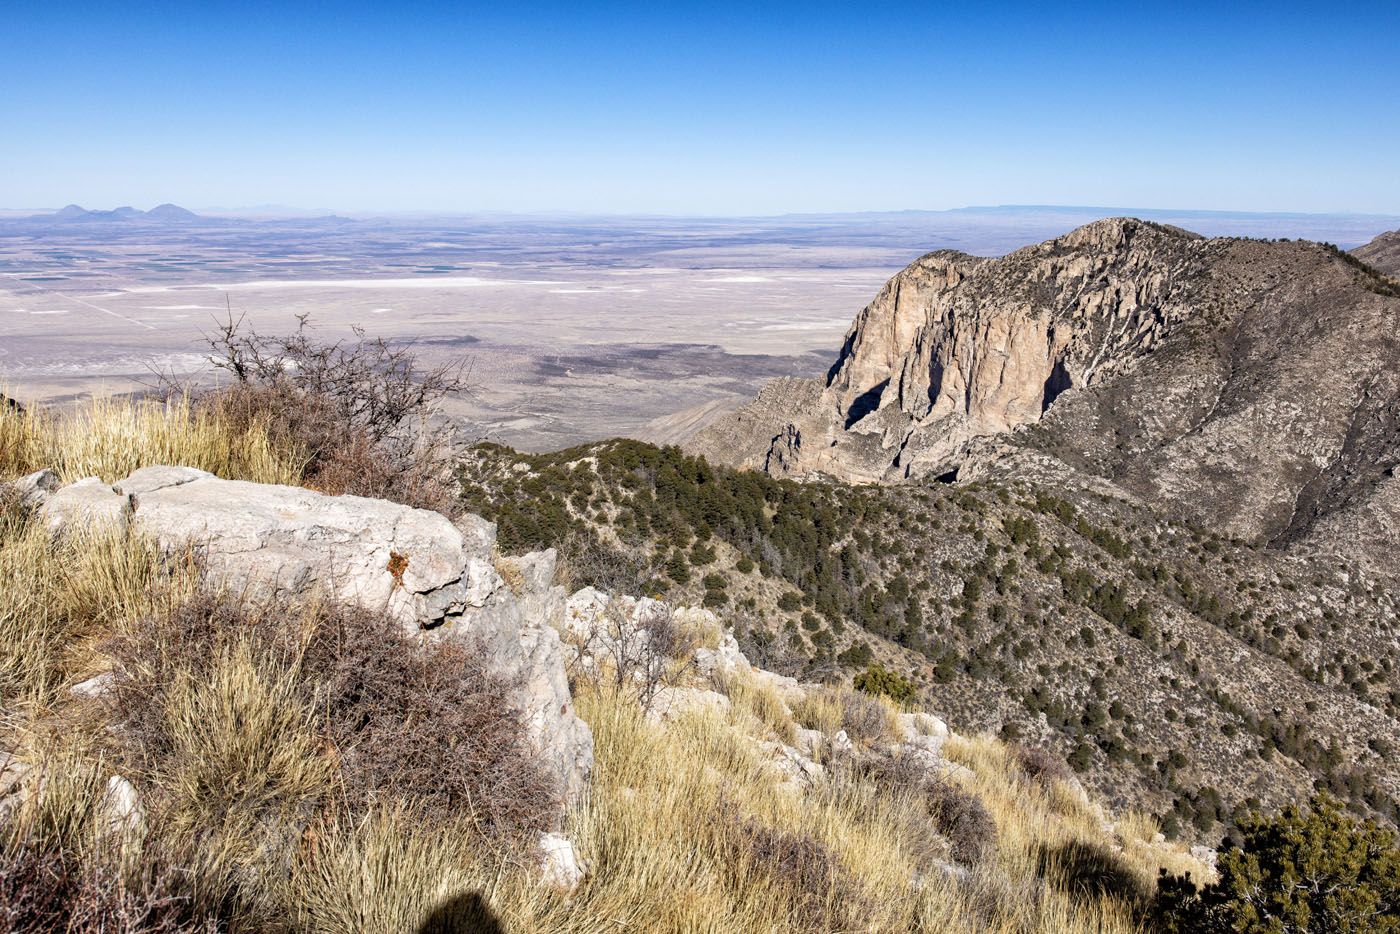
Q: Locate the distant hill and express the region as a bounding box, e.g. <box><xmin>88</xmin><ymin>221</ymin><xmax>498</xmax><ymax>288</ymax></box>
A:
<box><xmin>145</xmin><ymin>202</ymin><xmax>200</xmax><ymax>221</ymax></box>
<box><xmin>30</xmin><ymin>203</ymin><xmax>202</xmax><ymax>223</ymax></box>
<box><xmin>1354</xmin><ymin>229</ymin><xmax>1400</xmax><ymax>277</ymax></box>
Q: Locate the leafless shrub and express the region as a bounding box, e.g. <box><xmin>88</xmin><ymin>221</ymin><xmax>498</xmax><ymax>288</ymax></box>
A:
<box><xmin>727</xmin><ymin>811</ymin><xmax>869</xmax><ymax>932</ymax></box>
<box><xmin>728</xmin><ymin>606</ymin><xmax>805</xmax><ymax>679</ymax></box>
<box><xmin>105</xmin><ymin>591</ymin><xmax>557</xmax><ymax>842</ymax></box>
<box><xmin>925</xmin><ymin>778</ymin><xmax>997</xmax><ymax>865</ymax></box>
<box><xmin>159</xmin><ymin>313</ymin><xmax>472</xmax><ymax>514</ymax></box>
<box><xmin>295</xmin><ymin>599</ymin><xmax>557</xmax><ymax>836</ymax></box>
<box><xmin>0</xmin><ymin>762</ymin><xmax>220</xmax><ymax>934</ymax></box>
<box><xmin>860</xmin><ymin>756</ymin><xmax>996</xmax><ymax>865</ymax></box>
<box><xmin>584</xmin><ymin>600</ymin><xmax>697</xmax><ymax>710</ymax></box>
<box><xmin>1014</xmin><ymin>743</ymin><xmax>1073</xmax><ymax>787</ymax></box>
<box><xmin>839</xmin><ymin>690</ymin><xmax>889</xmax><ymax>744</ymax></box>
<box><xmin>0</xmin><ymin>836</ymin><xmax>217</xmax><ymax>934</ymax></box>
<box><xmin>553</xmin><ymin>529</ymin><xmax>648</xmax><ymax>595</ymax></box>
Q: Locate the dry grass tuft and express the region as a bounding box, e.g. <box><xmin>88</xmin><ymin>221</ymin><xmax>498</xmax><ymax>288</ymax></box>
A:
<box><xmin>791</xmin><ymin>687</ymin><xmax>843</xmax><ymax>736</ymax></box>
<box><xmin>718</xmin><ymin>673</ymin><xmax>797</xmax><ymax>745</ymax></box>
<box><xmin>0</xmin><ymin>517</ymin><xmax>195</xmax><ymax>713</ymax></box>
<box><xmin>0</xmin><ymin>394</ymin><xmax>302</xmax><ymax>487</ymax></box>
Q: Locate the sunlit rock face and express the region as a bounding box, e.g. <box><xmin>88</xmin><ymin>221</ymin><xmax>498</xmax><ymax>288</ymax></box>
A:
<box><xmin>690</xmin><ymin>217</ymin><xmax>1400</xmax><ymax>569</ymax></box>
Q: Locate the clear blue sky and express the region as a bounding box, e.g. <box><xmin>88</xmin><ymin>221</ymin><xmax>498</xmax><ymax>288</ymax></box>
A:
<box><xmin>5</xmin><ymin>1</ymin><xmax>1398</xmax><ymax>215</ymax></box>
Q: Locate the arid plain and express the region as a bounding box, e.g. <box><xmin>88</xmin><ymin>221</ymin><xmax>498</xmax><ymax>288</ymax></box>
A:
<box><xmin>2</xmin><ymin>207</ymin><xmax>1395</xmax><ymax>449</ymax></box>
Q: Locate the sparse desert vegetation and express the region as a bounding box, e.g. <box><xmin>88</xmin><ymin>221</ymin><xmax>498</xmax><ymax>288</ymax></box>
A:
<box><xmin>0</xmin><ymin>392</ymin><xmax>1218</xmax><ymax>933</ymax></box>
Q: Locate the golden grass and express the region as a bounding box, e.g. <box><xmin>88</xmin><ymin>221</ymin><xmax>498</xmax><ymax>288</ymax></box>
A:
<box><xmin>0</xmin><ymin>394</ymin><xmax>303</xmax><ymax>485</ymax></box>
<box><xmin>0</xmin><ymin>518</ymin><xmax>196</xmax><ymax>712</ymax></box>
<box><xmin>493</xmin><ymin>554</ymin><xmax>527</xmax><ymax>596</ymax></box>
<box><xmin>716</xmin><ymin>671</ymin><xmax>798</xmax><ymax>745</ymax></box>
<box><xmin>791</xmin><ymin>686</ymin><xmax>843</xmax><ymax>735</ymax></box>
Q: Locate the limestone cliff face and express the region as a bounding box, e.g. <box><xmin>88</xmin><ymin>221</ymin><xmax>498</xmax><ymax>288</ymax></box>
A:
<box><xmin>695</xmin><ymin>218</ymin><xmax>1204</xmax><ymax>482</ymax></box>
<box><xmin>689</xmin><ymin>218</ymin><xmax>1400</xmax><ymax>570</ymax></box>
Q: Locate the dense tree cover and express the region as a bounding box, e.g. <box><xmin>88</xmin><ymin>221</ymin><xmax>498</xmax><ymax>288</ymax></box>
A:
<box><xmin>462</xmin><ymin>439</ymin><xmax>889</xmax><ymax>626</ymax></box>
<box><xmin>1155</xmin><ymin>795</ymin><xmax>1400</xmax><ymax>932</ymax></box>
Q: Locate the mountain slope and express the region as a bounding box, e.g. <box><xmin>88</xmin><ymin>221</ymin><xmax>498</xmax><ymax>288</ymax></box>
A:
<box><xmin>454</xmin><ymin>219</ymin><xmax>1400</xmax><ymax>837</ymax></box>
<box><xmin>690</xmin><ymin>219</ymin><xmax>1400</xmax><ymax>574</ymax></box>
<box><xmin>1355</xmin><ymin>229</ymin><xmax>1400</xmax><ymax>277</ymax></box>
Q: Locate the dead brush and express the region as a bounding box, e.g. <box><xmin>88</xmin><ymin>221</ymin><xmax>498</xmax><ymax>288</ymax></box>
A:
<box><xmin>0</xmin><ymin>750</ymin><xmax>221</xmax><ymax>933</ymax></box>
<box><xmin>1015</xmin><ymin>743</ymin><xmax>1075</xmax><ymax>788</ymax></box>
<box><xmin>157</xmin><ymin>314</ymin><xmax>473</xmax><ymax>515</ymax></box>
<box><xmin>581</xmin><ymin>599</ymin><xmax>698</xmax><ymax>711</ymax></box>
<box><xmin>861</xmin><ymin>755</ymin><xmax>998</xmax><ymax>866</ymax></box>
<box><xmin>723</xmin><ymin>805</ymin><xmax>872</xmax><ymax>933</ymax></box>
<box><xmin>103</xmin><ymin>590</ymin><xmax>558</xmax><ymax>843</ymax></box>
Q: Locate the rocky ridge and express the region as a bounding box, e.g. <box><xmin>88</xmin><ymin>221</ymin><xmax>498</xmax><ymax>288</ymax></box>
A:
<box><xmin>1354</xmin><ymin>229</ymin><xmax>1400</xmax><ymax>277</ymax></box>
<box><xmin>689</xmin><ymin>218</ymin><xmax>1400</xmax><ymax>572</ymax></box>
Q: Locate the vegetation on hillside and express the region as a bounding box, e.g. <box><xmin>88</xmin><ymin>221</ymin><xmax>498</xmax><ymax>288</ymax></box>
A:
<box><xmin>459</xmin><ymin>439</ymin><xmax>1400</xmax><ymax>842</ymax></box>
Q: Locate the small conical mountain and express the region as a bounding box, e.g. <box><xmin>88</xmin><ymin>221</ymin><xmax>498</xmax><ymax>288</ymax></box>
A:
<box><xmin>146</xmin><ymin>202</ymin><xmax>199</xmax><ymax>221</ymax></box>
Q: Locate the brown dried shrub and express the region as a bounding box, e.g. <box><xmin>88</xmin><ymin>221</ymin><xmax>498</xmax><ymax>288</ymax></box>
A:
<box><xmin>295</xmin><ymin>599</ymin><xmax>558</xmax><ymax>835</ymax></box>
<box><xmin>925</xmin><ymin>778</ymin><xmax>997</xmax><ymax>865</ymax></box>
<box><xmin>839</xmin><ymin>690</ymin><xmax>890</xmax><ymax>744</ymax></box>
<box><xmin>1014</xmin><ymin>743</ymin><xmax>1074</xmax><ymax>788</ymax></box>
<box><xmin>861</xmin><ymin>756</ymin><xmax>997</xmax><ymax>865</ymax></box>
<box><xmin>729</xmin><ymin>813</ymin><xmax>869</xmax><ymax>932</ymax></box>
<box><xmin>0</xmin><ymin>837</ymin><xmax>217</xmax><ymax>934</ymax></box>
<box><xmin>105</xmin><ymin>591</ymin><xmax>557</xmax><ymax>842</ymax></box>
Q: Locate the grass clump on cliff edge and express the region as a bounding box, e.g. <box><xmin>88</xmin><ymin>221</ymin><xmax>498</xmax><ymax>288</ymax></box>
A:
<box><xmin>0</xmin><ymin>393</ymin><xmax>302</xmax><ymax>487</ymax></box>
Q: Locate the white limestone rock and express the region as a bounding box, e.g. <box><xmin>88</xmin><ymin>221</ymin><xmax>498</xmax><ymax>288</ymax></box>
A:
<box><xmin>538</xmin><ymin>832</ymin><xmax>585</xmax><ymax>890</ymax></box>
<box><xmin>9</xmin><ymin>468</ymin><xmax>61</xmax><ymax>511</ymax></box>
<box><xmin>647</xmin><ymin>686</ymin><xmax>732</xmax><ymax>724</ymax></box>
<box><xmin>39</xmin><ymin>477</ymin><xmax>131</xmax><ymax>530</ymax></box>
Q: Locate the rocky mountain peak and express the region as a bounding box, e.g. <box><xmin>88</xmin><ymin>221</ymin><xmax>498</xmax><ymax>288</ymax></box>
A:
<box><xmin>689</xmin><ymin>219</ymin><xmax>1400</xmax><ymax>566</ymax></box>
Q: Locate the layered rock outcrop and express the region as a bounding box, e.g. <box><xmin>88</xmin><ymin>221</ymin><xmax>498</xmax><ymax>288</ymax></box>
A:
<box><xmin>24</xmin><ymin>465</ymin><xmax>593</xmax><ymax>805</ymax></box>
<box><xmin>692</xmin><ymin>219</ymin><xmax>1202</xmax><ymax>482</ymax></box>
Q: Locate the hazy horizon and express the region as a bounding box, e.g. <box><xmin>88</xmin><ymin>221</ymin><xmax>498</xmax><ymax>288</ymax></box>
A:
<box><xmin>10</xmin><ymin>202</ymin><xmax>1400</xmax><ymax>222</ymax></box>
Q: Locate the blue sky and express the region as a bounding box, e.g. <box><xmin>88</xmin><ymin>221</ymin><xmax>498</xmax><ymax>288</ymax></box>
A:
<box><xmin>4</xmin><ymin>1</ymin><xmax>1398</xmax><ymax>215</ymax></box>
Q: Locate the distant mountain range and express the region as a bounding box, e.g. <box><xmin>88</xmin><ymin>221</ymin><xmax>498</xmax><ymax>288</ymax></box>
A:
<box><xmin>42</xmin><ymin>203</ymin><xmax>202</xmax><ymax>223</ymax></box>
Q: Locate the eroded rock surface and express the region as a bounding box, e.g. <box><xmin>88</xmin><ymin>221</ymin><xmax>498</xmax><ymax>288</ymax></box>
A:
<box><xmin>1354</xmin><ymin>229</ymin><xmax>1400</xmax><ymax>278</ymax></box>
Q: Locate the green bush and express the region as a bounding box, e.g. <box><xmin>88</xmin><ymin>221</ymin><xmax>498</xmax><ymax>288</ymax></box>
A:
<box><xmin>853</xmin><ymin>663</ymin><xmax>916</xmax><ymax>704</ymax></box>
<box><xmin>1154</xmin><ymin>794</ymin><xmax>1400</xmax><ymax>933</ymax></box>
<box><xmin>836</xmin><ymin>642</ymin><xmax>873</xmax><ymax>669</ymax></box>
